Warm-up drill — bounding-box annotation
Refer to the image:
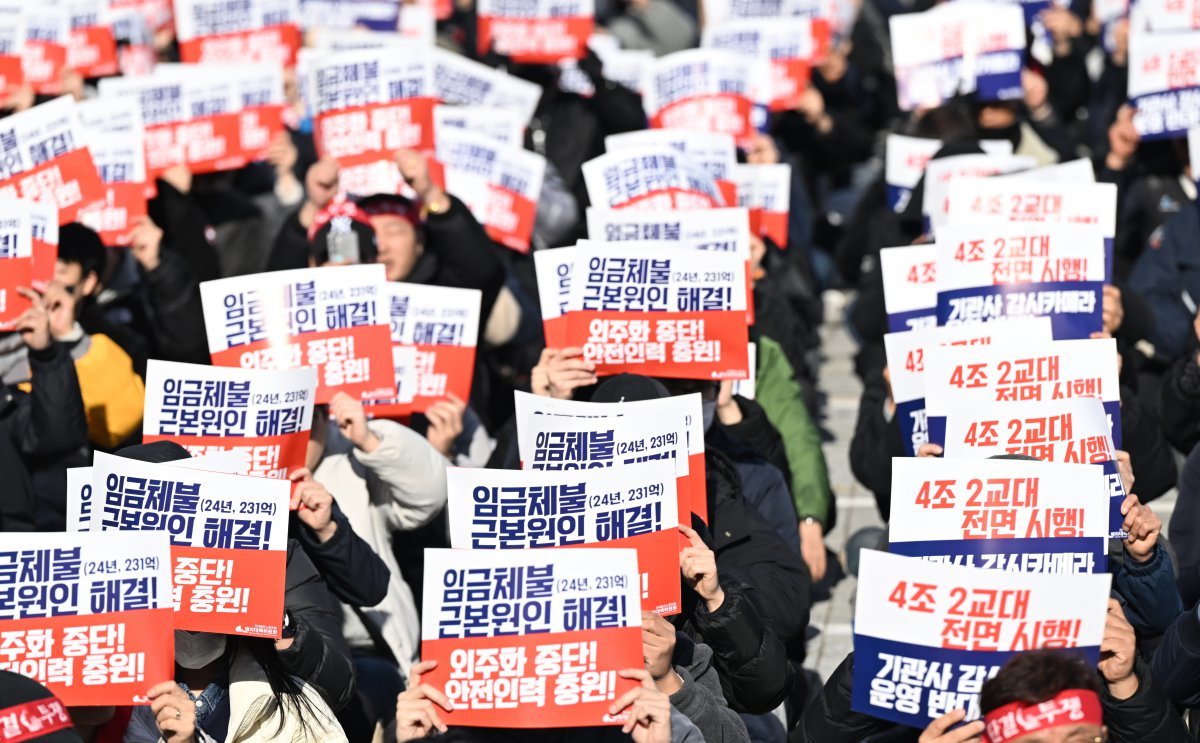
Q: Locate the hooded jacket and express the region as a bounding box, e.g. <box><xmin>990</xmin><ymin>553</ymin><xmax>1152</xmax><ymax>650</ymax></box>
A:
<box><xmin>1129</xmin><ymin>201</ymin><xmax>1200</xmax><ymax>364</ymax></box>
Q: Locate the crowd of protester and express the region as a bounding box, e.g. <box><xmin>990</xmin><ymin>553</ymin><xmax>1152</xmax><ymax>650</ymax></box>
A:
<box><xmin>1</xmin><ymin>0</ymin><xmax>1199</xmax><ymax>741</ymax></box>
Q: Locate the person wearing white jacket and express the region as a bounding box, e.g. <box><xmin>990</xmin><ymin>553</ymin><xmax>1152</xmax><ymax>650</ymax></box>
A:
<box><xmin>308</xmin><ymin>391</ymin><xmax>449</xmax><ymax>731</ymax></box>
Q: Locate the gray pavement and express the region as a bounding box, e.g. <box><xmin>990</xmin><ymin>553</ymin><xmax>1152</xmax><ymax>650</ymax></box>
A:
<box><xmin>803</xmin><ymin>294</ymin><xmax>1179</xmax><ymax>684</ymax></box>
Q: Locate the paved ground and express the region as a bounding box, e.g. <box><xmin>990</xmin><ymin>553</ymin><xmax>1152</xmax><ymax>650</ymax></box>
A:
<box><xmin>803</xmin><ymin>295</ymin><xmax>1180</xmax><ymax>684</ymax></box>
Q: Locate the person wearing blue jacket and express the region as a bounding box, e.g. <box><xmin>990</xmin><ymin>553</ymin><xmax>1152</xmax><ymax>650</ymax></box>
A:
<box><xmin>1128</xmin><ymin>200</ymin><xmax>1200</xmax><ymax>365</ymax></box>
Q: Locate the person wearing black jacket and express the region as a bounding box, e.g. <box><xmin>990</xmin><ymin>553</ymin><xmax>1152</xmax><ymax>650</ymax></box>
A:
<box><xmin>0</xmin><ymin>291</ymin><xmax>88</xmax><ymax>532</ymax></box>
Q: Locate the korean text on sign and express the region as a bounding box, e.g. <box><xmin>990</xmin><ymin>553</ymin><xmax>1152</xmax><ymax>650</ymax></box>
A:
<box><xmin>888</xmin><ymin>457</ymin><xmax>1109</xmax><ymax>574</ymax></box>
<box><xmin>446</xmin><ymin>461</ymin><xmax>681</xmax><ymax>615</ymax></box>
<box><xmin>174</xmin><ymin>0</ymin><xmax>303</xmax><ymax>68</ymax></box>
<box><xmin>476</xmin><ymin>0</ymin><xmax>595</xmax><ymax>63</ymax></box>
<box><xmin>75</xmin><ymin>96</ymin><xmax>151</xmax><ymax>247</ymax></box>
<box><xmin>420</xmin><ymin>547</ymin><xmax>644</xmax><ymax>728</ymax></box>
<box><xmin>581</xmin><ymin>146</ymin><xmax>728</xmax><ymax>212</ymax></box>
<box><xmin>880</xmin><ymin>244</ymin><xmax>937</xmax><ymax>333</ymax></box>
<box><xmin>143</xmin><ymin>360</ymin><xmax>317</xmax><ymax>480</ymax></box>
<box><xmin>83</xmin><ymin>451</ymin><xmax>290</xmax><ymax>638</ymax></box>
<box><xmin>640</xmin><ymin>48</ymin><xmax>767</xmax><ymax>147</ymax></box>
<box><xmin>0</xmin><ymin>531</ymin><xmax>174</xmax><ymax>706</ymax></box>
<box><xmin>200</xmin><ymin>263</ymin><xmax>396</xmax><ymax>404</ymax></box>
<box><xmin>851</xmin><ymin>549</ymin><xmax>1111</xmax><ymax>729</ymax></box>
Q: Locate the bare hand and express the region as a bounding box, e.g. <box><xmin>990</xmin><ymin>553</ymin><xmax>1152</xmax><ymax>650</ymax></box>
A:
<box><xmin>918</xmin><ymin>709</ymin><xmax>983</xmax><ymax>742</ymax></box>
<box><xmin>329</xmin><ymin>392</ymin><xmax>379</xmax><ymax>453</ymax></box>
<box><xmin>679</xmin><ymin>525</ymin><xmax>724</xmax><ymax>611</ymax></box>
<box><xmin>917</xmin><ymin>443</ymin><xmax>944</xmax><ymax>458</ymax></box>
<box><xmin>1121</xmin><ymin>493</ymin><xmax>1160</xmax><ymax>563</ymax></box>
<box><xmin>1102</xmin><ymin>285</ymin><xmax>1125</xmax><ymax>335</ymax></box>
<box><xmin>641</xmin><ymin>611</ymin><xmax>679</xmax><ymax>693</ymax></box>
<box><xmin>289</xmin><ymin>468</ymin><xmax>337</xmax><ymax>542</ymax></box>
<box><xmin>395</xmin><ymin>149</ymin><xmax>445</xmax><ymax>208</ymax></box>
<box><xmin>43</xmin><ymin>283</ymin><xmax>76</xmax><ymax>339</ymax></box>
<box><xmin>147</xmin><ymin>682</ymin><xmax>197</xmax><ymax>743</ymax></box>
<box><xmin>265</xmin><ymin>131</ymin><xmax>298</xmax><ymax>178</ymax></box>
<box><xmin>425</xmin><ymin>394</ymin><xmax>466</xmax><ymax>458</ymax></box>
<box><xmin>531</xmin><ymin>347</ymin><xmax>597</xmax><ymax>400</ymax></box>
<box><xmin>128</xmin><ymin>216</ymin><xmax>164</xmax><ymax>272</ymax></box>
<box><xmin>610</xmin><ymin>669</ymin><xmax>672</xmax><ymax>743</ymax></box>
<box><xmin>1099</xmin><ymin>599</ymin><xmax>1138</xmax><ymax>699</ymax></box>
<box><xmin>715</xmin><ymin>380</ymin><xmax>742</xmax><ymax>425</ymax></box>
<box><xmin>396</xmin><ymin>660</ymin><xmax>455</xmax><ymax>741</ymax></box>
<box><xmin>1106</xmin><ymin>105</ymin><xmax>1139</xmax><ymax>171</ymax></box>
<box><xmin>800</xmin><ymin>519</ymin><xmax>827</xmax><ymax>582</ymax></box>
<box><xmin>1115</xmin><ymin>449</ymin><xmax>1135</xmax><ymax>495</ymax></box>
<box><xmin>14</xmin><ymin>288</ymin><xmax>51</xmax><ymax>351</ymax></box>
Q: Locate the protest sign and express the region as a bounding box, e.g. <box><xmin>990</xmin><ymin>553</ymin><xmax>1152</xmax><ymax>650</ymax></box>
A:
<box><xmin>434</xmin><ymin>105</ymin><xmax>525</xmax><ymax>148</ymax></box>
<box><xmin>733</xmin><ymin>343</ymin><xmax>756</xmax><ymax>399</ymax></box>
<box><xmin>108</xmin><ymin>6</ymin><xmax>157</xmax><ymax>77</ymax></box>
<box><xmin>519</xmin><ymin>410</ymin><xmax>691</xmax><ymax>544</ymax></box>
<box><xmin>582</xmin><ymin>147</ymin><xmax>727</xmax><ymax>211</ymax></box>
<box><xmin>1128</xmin><ymin>29</ymin><xmax>1200</xmax><ymax>139</ymax></box>
<box><xmin>641</xmin><ymin>49</ymin><xmax>767</xmax><ymax>148</ymax></box>
<box><xmin>943</xmin><ymin>398</ymin><xmax>1129</xmax><ymax>538</ymax></box>
<box><xmin>99</xmin><ymin>65</ymin><xmax>286</xmax><ymax>177</ymax></box>
<box><xmin>564</xmin><ymin>242</ymin><xmax>750</xmax><ymax>380</ymax></box>
<box><xmin>702</xmin><ymin>17</ymin><xmax>829</xmax><ymax>111</ymax></box>
<box><xmin>888</xmin><ymin>457</ymin><xmax>1109</xmax><ymax>573</ymax></box>
<box><xmin>890</xmin><ymin>1</ymin><xmax>1025</xmax><ymax>110</ymax></box>
<box><xmin>924</xmin><ymin>338</ymin><xmax>1121</xmax><ymax>452</ymax></box>
<box><xmin>922</xmin><ymin>153</ymin><xmax>1036</xmax><ymax>235</ymax></box>
<box><xmin>84</xmin><ymin>451</ymin><xmax>290</xmax><ymax>638</ymax></box>
<box><xmin>852</xmin><ymin>549</ymin><xmax>1111</xmax><ymax>729</ymax></box>
<box><xmin>0</xmin><ymin>14</ymin><xmax>24</xmax><ymax>106</ymax></box>
<box><xmin>476</xmin><ymin>0</ymin><xmax>594</xmax><ymax>63</ymax></box>
<box><xmin>513</xmin><ymin>390</ymin><xmax>708</xmax><ymax>523</ymax></box>
<box><xmin>299</xmin><ymin>0</ymin><xmax>403</xmax><ymax>30</ymax></box>
<box><xmin>432</xmin><ymin>49</ymin><xmax>542</xmax><ymax>126</ymax></box>
<box><xmin>446</xmin><ymin>462</ymin><xmax>681</xmax><ymax>616</ymax></box>
<box><xmin>534</xmin><ymin>246</ymin><xmax>576</xmax><ymax>349</ymax></box>
<box><xmin>998</xmin><ymin>158</ymin><xmax>1096</xmax><ymax>183</ymax></box>
<box><xmin>0</xmin><ymin>531</ymin><xmax>174</xmax><ymax>706</ymax></box>
<box><xmin>142</xmin><ymin>361</ymin><xmax>316</xmax><ymax>480</ymax></box>
<box><xmin>935</xmin><ymin>223</ymin><xmax>1108</xmax><ymax>292</ymax></box>
<box><xmin>174</xmin><ymin>0</ymin><xmax>302</xmax><ymax>68</ymax></box>
<box><xmin>63</xmin><ymin>0</ymin><xmax>119</xmax><ymax>79</ymax></box>
<box><xmin>436</xmin><ymin>126</ymin><xmax>547</xmax><ymax>253</ymax></box>
<box><xmin>200</xmin><ymin>264</ymin><xmax>395</xmax><ymax>404</ymax></box>
<box><xmin>365</xmin><ymin>283</ymin><xmax>481</xmax><ymax>418</ymax></box>
<box><xmin>883</xmin><ymin>317</ymin><xmax>1053</xmax><ymax>456</ymax></box>
<box><xmin>19</xmin><ymin>7</ymin><xmax>69</xmax><ymax>96</ymax></box>
<box><xmin>75</xmin><ymin>97</ymin><xmax>150</xmax><ymax>246</ymax></box>
<box><xmin>110</xmin><ymin>0</ymin><xmax>175</xmax><ymax>32</ymax></box>
<box><xmin>880</xmin><ymin>244</ymin><xmax>937</xmax><ymax>332</ymax></box>
<box><xmin>731</xmin><ymin>163</ymin><xmax>790</xmax><ymax>248</ymax></box>
<box><xmin>308</xmin><ymin>46</ymin><xmax>436</xmax><ymax>197</ymax></box>
<box><xmin>0</xmin><ymin>199</ymin><xmax>33</xmax><ymax>329</ymax></box>
<box><xmin>27</xmin><ymin>200</ymin><xmax>57</xmax><ymax>290</ymax></box>
<box><xmin>936</xmin><ymin>280</ymin><xmax>1103</xmax><ymax>340</ymax></box>
<box><xmin>420</xmin><ymin>547</ymin><xmax>643</xmax><ymax>727</ymax></box>
<box><xmin>604</xmin><ymin>129</ymin><xmax>738</xmax><ymax>203</ymax></box>
<box><xmin>883</xmin><ymin>135</ymin><xmax>1013</xmax><ymax>212</ymax></box>
<box><xmin>1136</xmin><ymin>0</ymin><xmax>1200</xmax><ymax>30</ymax></box>
<box><xmin>0</xmin><ymin>96</ymin><xmax>106</xmax><ymax>224</ymax></box>
<box><xmin>558</xmin><ymin>39</ymin><xmax>652</xmax><ymax>97</ymax></box>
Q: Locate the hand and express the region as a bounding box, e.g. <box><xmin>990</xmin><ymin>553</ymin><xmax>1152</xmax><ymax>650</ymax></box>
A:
<box><xmin>917</xmin><ymin>443</ymin><xmax>944</xmax><ymax>458</ymax></box>
<box><xmin>715</xmin><ymin>380</ymin><xmax>742</xmax><ymax>425</ymax></box>
<box><xmin>14</xmin><ymin>288</ymin><xmax>51</xmax><ymax>351</ymax></box>
<box><xmin>1099</xmin><ymin>599</ymin><xmax>1138</xmax><ymax>699</ymax></box>
<box><xmin>302</xmin><ymin>157</ymin><xmax>341</xmax><ymax>228</ymax></box>
<box><xmin>425</xmin><ymin>394</ymin><xmax>466</xmax><ymax>458</ymax></box>
<box><xmin>882</xmin><ymin>366</ymin><xmax>896</xmax><ymax>418</ymax></box>
<box><xmin>1022</xmin><ymin>68</ymin><xmax>1050</xmax><ymax>118</ymax></box>
<box><xmin>800</xmin><ymin>519</ymin><xmax>827</xmax><ymax>583</ymax></box>
<box><xmin>289</xmin><ymin>469</ymin><xmax>337</xmax><ymax>542</ymax></box>
<box><xmin>531</xmin><ymin>347</ymin><xmax>597</xmax><ymax>400</ymax></box>
<box><xmin>128</xmin><ymin>216</ymin><xmax>164</xmax><ymax>272</ymax></box>
<box><xmin>1106</xmin><ymin>105</ymin><xmax>1139</xmax><ymax>171</ymax></box>
<box><xmin>160</xmin><ymin>164</ymin><xmax>193</xmax><ymax>195</ymax></box>
<box><xmin>147</xmin><ymin>682</ymin><xmax>197</xmax><ymax>743</ymax></box>
<box><xmin>679</xmin><ymin>525</ymin><xmax>724</xmax><ymax>612</ymax></box>
<box><xmin>265</xmin><ymin>131</ymin><xmax>298</xmax><ymax>179</ymax></box>
<box><xmin>395</xmin><ymin>149</ymin><xmax>446</xmax><ymax>209</ymax></box>
<box><xmin>745</xmin><ymin>133</ymin><xmax>780</xmax><ymax>165</ymax></box>
<box><xmin>329</xmin><ymin>392</ymin><xmax>379</xmax><ymax>453</ymax></box>
<box><xmin>609</xmin><ymin>669</ymin><xmax>672</xmax><ymax>743</ymax></box>
<box><xmin>396</xmin><ymin>660</ymin><xmax>455</xmax><ymax>741</ymax></box>
<box><xmin>918</xmin><ymin>709</ymin><xmax>983</xmax><ymax>742</ymax></box>
<box><xmin>794</xmin><ymin>87</ymin><xmax>831</xmax><ymax>133</ymax></box>
<box><xmin>1111</xmin><ymin>17</ymin><xmax>1129</xmax><ymax>66</ymax></box>
<box><xmin>1121</xmin><ymin>493</ymin><xmax>1161</xmax><ymax>563</ymax></box>
<box><xmin>1101</xmin><ymin>285</ymin><xmax>1125</xmax><ymax>335</ymax></box>
<box><xmin>1115</xmin><ymin>449</ymin><xmax>1135</xmax><ymax>495</ymax></box>
<box><xmin>641</xmin><ymin>611</ymin><xmax>680</xmax><ymax>694</ymax></box>
<box><xmin>1040</xmin><ymin>6</ymin><xmax>1083</xmax><ymax>54</ymax></box>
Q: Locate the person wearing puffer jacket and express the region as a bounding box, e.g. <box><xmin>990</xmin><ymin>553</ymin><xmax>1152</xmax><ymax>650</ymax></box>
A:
<box><xmin>306</xmin><ymin>391</ymin><xmax>449</xmax><ymax>732</ymax></box>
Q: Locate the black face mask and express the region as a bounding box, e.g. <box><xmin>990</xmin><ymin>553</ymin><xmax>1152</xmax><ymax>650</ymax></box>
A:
<box><xmin>978</xmin><ymin>122</ymin><xmax>1022</xmax><ymax>150</ymax></box>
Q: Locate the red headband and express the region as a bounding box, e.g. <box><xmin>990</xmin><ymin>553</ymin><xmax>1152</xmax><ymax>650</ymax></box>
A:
<box><xmin>0</xmin><ymin>698</ymin><xmax>74</xmax><ymax>742</ymax></box>
<box><xmin>984</xmin><ymin>690</ymin><xmax>1103</xmax><ymax>743</ymax></box>
<box><xmin>308</xmin><ymin>196</ymin><xmax>374</xmax><ymax>243</ymax></box>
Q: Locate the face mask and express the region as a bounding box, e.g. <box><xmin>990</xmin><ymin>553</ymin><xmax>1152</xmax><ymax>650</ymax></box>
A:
<box><xmin>701</xmin><ymin>399</ymin><xmax>717</xmax><ymax>432</ymax></box>
<box><xmin>175</xmin><ymin>631</ymin><xmax>226</xmax><ymax>670</ymax></box>
<box><xmin>978</xmin><ymin>123</ymin><xmax>1022</xmax><ymax>150</ymax></box>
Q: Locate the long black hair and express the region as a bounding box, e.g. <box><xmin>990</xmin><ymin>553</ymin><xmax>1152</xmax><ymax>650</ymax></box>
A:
<box><xmin>242</xmin><ymin>638</ymin><xmax>332</xmax><ymax>738</ymax></box>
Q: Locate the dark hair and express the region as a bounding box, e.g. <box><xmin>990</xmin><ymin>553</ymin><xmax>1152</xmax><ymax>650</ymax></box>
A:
<box><xmin>979</xmin><ymin>650</ymin><xmax>1102</xmax><ymax>715</ymax></box>
<box><xmin>58</xmin><ymin>223</ymin><xmax>108</xmax><ymax>281</ymax></box>
<box><xmin>243</xmin><ymin>638</ymin><xmax>330</xmax><ymax>737</ymax></box>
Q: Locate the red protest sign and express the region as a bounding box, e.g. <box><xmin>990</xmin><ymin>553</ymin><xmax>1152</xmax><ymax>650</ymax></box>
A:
<box><xmin>174</xmin><ymin>0</ymin><xmax>302</xmax><ymax>68</ymax></box>
<box><xmin>0</xmin><ymin>200</ymin><xmax>34</xmax><ymax>330</ymax></box>
<box><xmin>476</xmin><ymin>0</ymin><xmax>595</xmax><ymax>63</ymax></box>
